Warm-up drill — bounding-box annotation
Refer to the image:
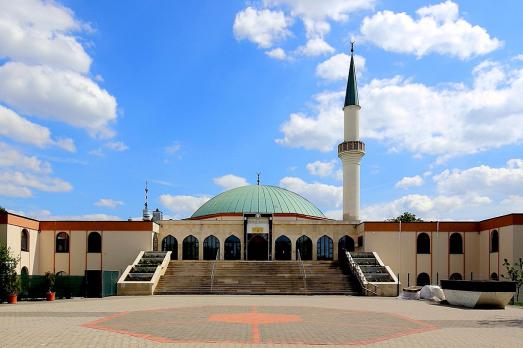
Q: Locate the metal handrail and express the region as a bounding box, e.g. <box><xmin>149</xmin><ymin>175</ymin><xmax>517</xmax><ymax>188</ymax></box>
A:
<box><xmin>344</xmin><ymin>251</ymin><xmax>379</xmax><ymax>296</ymax></box>
<box><xmin>210</xmin><ymin>250</ymin><xmax>219</xmax><ymax>292</ymax></box>
<box><xmin>297</xmin><ymin>249</ymin><xmax>307</xmax><ymax>291</ymax></box>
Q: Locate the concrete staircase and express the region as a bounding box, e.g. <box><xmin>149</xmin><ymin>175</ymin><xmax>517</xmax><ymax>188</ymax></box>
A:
<box><xmin>154</xmin><ymin>260</ymin><xmax>360</xmax><ymax>295</ymax></box>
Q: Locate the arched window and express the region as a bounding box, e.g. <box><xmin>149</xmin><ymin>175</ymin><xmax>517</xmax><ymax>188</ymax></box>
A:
<box><xmin>416</xmin><ymin>272</ymin><xmax>430</xmax><ymax>286</ymax></box>
<box><xmin>203</xmin><ymin>235</ymin><xmax>220</xmax><ymax>260</ymax></box>
<box><xmin>21</xmin><ymin>266</ymin><xmax>29</xmax><ymax>276</ymax></box>
<box><xmin>162</xmin><ymin>235</ymin><xmax>178</xmax><ymax>260</ymax></box>
<box><xmin>317</xmin><ymin>235</ymin><xmax>333</xmax><ymax>260</ymax></box>
<box><xmin>416</xmin><ymin>233</ymin><xmax>430</xmax><ymax>254</ymax></box>
<box><xmin>56</xmin><ymin>232</ymin><xmax>69</xmax><ymax>253</ymax></box>
<box><xmin>490</xmin><ymin>230</ymin><xmax>499</xmax><ymax>253</ymax></box>
<box><xmin>21</xmin><ymin>229</ymin><xmax>29</xmax><ymax>252</ymax></box>
<box><xmin>224</xmin><ymin>235</ymin><xmax>241</xmax><ymax>260</ymax></box>
<box><xmin>183</xmin><ymin>235</ymin><xmax>199</xmax><ymax>260</ymax></box>
<box><xmin>87</xmin><ymin>232</ymin><xmax>102</xmax><ymax>253</ymax></box>
<box><xmin>296</xmin><ymin>235</ymin><xmax>312</xmax><ymax>260</ymax></box>
<box><xmin>449</xmin><ymin>273</ymin><xmax>462</xmax><ymax>280</ymax></box>
<box><xmin>490</xmin><ymin>272</ymin><xmax>499</xmax><ymax>280</ymax></box>
<box><xmin>449</xmin><ymin>233</ymin><xmax>463</xmax><ymax>254</ymax></box>
<box><xmin>275</xmin><ymin>235</ymin><xmax>291</xmax><ymax>260</ymax></box>
<box><xmin>338</xmin><ymin>235</ymin><xmax>355</xmax><ymax>261</ymax></box>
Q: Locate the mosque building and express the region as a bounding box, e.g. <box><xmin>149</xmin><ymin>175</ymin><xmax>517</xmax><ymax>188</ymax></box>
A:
<box><xmin>1</xmin><ymin>47</ymin><xmax>522</xmax><ymax>296</ymax></box>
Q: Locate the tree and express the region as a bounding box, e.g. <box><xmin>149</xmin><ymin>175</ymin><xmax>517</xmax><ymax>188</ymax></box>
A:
<box><xmin>0</xmin><ymin>206</ymin><xmax>6</xmax><ymax>213</ymax></box>
<box><xmin>388</xmin><ymin>212</ymin><xmax>423</xmax><ymax>222</ymax></box>
<box><xmin>0</xmin><ymin>245</ymin><xmax>20</xmax><ymax>300</ymax></box>
<box><xmin>502</xmin><ymin>258</ymin><xmax>523</xmax><ymax>302</ymax></box>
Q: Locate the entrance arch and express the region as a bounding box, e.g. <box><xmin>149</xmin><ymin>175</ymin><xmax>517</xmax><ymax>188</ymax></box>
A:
<box><xmin>183</xmin><ymin>235</ymin><xmax>199</xmax><ymax>260</ymax></box>
<box><xmin>161</xmin><ymin>235</ymin><xmax>178</xmax><ymax>260</ymax></box>
<box><xmin>296</xmin><ymin>235</ymin><xmax>312</xmax><ymax>260</ymax></box>
<box><xmin>317</xmin><ymin>235</ymin><xmax>333</xmax><ymax>260</ymax></box>
<box><xmin>338</xmin><ymin>235</ymin><xmax>355</xmax><ymax>260</ymax></box>
<box><xmin>275</xmin><ymin>235</ymin><xmax>291</xmax><ymax>260</ymax></box>
<box><xmin>248</xmin><ymin>234</ymin><xmax>268</xmax><ymax>260</ymax></box>
<box><xmin>203</xmin><ymin>235</ymin><xmax>220</xmax><ymax>260</ymax></box>
<box><xmin>224</xmin><ymin>235</ymin><xmax>241</xmax><ymax>260</ymax></box>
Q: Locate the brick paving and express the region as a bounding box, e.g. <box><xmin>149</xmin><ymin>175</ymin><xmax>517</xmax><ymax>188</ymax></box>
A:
<box><xmin>0</xmin><ymin>295</ymin><xmax>522</xmax><ymax>347</ymax></box>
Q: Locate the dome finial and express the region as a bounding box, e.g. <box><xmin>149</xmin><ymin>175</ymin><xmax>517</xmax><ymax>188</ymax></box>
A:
<box><xmin>256</xmin><ymin>172</ymin><xmax>261</xmax><ymax>186</ymax></box>
<box><xmin>350</xmin><ymin>40</ymin><xmax>355</xmax><ymax>54</ymax></box>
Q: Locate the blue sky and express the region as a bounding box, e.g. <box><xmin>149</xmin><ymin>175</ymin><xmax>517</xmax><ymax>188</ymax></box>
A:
<box><xmin>1</xmin><ymin>0</ymin><xmax>523</xmax><ymax>221</ymax></box>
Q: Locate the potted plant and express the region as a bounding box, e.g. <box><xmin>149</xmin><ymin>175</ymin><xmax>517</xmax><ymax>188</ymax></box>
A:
<box><xmin>0</xmin><ymin>245</ymin><xmax>20</xmax><ymax>304</ymax></box>
<box><xmin>5</xmin><ymin>275</ymin><xmax>20</xmax><ymax>304</ymax></box>
<box><xmin>44</xmin><ymin>272</ymin><xmax>56</xmax><ymax>301</ymax></box>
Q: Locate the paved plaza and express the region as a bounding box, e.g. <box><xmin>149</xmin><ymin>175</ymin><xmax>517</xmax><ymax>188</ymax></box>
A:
<box><xmin>1</xmin><ymin>295</ymin><xmax>522</xmax><ymax>347</ymax></box>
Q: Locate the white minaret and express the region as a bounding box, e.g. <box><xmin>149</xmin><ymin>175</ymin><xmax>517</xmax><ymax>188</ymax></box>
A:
<box><xmin>338</xmin><ymin>42</ymin><xmax>365</xmax><ymax>222</ymax></box>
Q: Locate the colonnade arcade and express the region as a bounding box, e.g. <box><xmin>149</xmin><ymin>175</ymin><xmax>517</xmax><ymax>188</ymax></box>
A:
<box><xmin>160</xmin><ymin>233</ymin><xmax>355</xmax><ymax>261</ymax></box>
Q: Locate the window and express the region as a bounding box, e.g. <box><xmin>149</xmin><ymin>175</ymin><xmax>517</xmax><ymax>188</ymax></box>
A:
<box><xmin>296</xmin><ymin>235</ymin><xmax>312</xmax><ymax>260</ymax></box>
<box><xmin>87</xmin><ymin>232</ymin><xmax>102</xmax><ymax>253</ymax></box>
<box><xmin>275</xmin><ymin>235</ymin><xmax>291</xmax><ymax>260</ymax></box>
<box><xmin>490</xmin><ymin>230</ymin><xmax>499</xmax><ymax>253</ymax></box>
<box><xmin>56</xmin><ymin>232</ymin><xmax>69</xmax><ymax>253</ymax></box>
<box><xmin>490</xmin><ymin>272</ymin><xmax>499</xmax><ymax>280</ymax></box>
<box><xmin>183</xmin><ymin>235</ymin><xmax>199</xmax><ymax>260</ymax></box>
<box><xmin>416</xmin><ymin>233</ymin><xmax>430</xmax><ymax>254</ymax></box>
<box><xmin>358</xmin><ymin>235</ymin><xmax>364</xmax><ymax>249</ymax></box>
<box><xmin>21</xmin><ymin>229</ymin><xmax>29</xmax><ymax>252</ymax></box>
<box><xmin>449</xmin><ymin>233</ymin><xmax>463</xmax><ymax>254</ymax></box>
<box><xmin>338</xmin><ymin>235</ymin><xmax>354</xmax><ymax>261</ymax></box>
<box><xmin>317</xmin><ymin>235</ymin><xmax>333</xmax><ymax>260</ymax></box>
<box><xmin>203</xmin><ymin>235</ymin><xmax>220</xmax><ymax>260</ymax></box>
<box><xmin>449</xmin><ymin>273</ymin><xmax>462</xmax><ymax>280</ymax></box>
<box><xmin>416</xmin><ymin>272</ymin><xmax>430</xmax><ymax>286</ymax></box>
<box><xmin>162</xmin><ymin>235</ymin><xmax>178</xmax><ymax>260</ymax></box>
<box><xmin>224</xmin><ymin>235</ymin><xmax>241</xmax><ymax>260</ymax></box>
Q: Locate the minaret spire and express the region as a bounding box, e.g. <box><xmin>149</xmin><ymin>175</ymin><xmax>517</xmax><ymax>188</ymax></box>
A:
<box><xmin>344</xmin><ymin>40</ymin><xmax>359</xmax><ymax>107</ymax></box>
<box><xmin>338</xmin><ymin>41</ymin><xmax>365</xmax><ymax>222</ymax></box>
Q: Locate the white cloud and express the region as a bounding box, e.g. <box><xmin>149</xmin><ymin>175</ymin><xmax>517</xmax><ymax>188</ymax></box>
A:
<box><xmin>316</xmin><ymin>53</ymin><xmax>365</xmax><ymax>80</ymax></box>
<box><xmin>363</xmin><ymin>160</ymin><xmax>523</xmax><ymax>220</ymax></box>
<box><xmin>265</xmin><ymin>47</ymin><xmax>287</xmax><ymax>60</ymax></box>
<box><xmin>104</xmin><ymin>141</ymin><xmax>128</xmax><ymax>151</ymax></box>
<box><xmin>395</xmin><ymin>175</ymin><xmax>424</xmax><ymax>189</ymax></box>
<box><xmin>160</xmin><ymin>194</ymin><xmax>211</xmax><ymax>219</ymax></box>
<box><xmin>164</xmin><ymin>142</ymin><xmax>181</xmax><ymax>155</ymax></box>
<box><xmin>213</xmin><ymin>174</ymin><xmax>249</xmax><ymax>191</ymax></box>
<box><xmin>297</xmin><ymin>37</ymin><xmax>334</xmax><ymax>56</ymax></box>
<box><xmin>0</xmin><ymin>105</ymin><xmax>75</xmax><ymax>151</ymax></box>
<box><xmin>0</xmin><ymin>0</ymin><xmax>91</xmax><ymax>73</ymax></box>
<box><xmin>279</xmin><ymin>176</ymin><xmax>341</xmax><ymax>209</ymax></box>
<box><xmin>264</xmin><ymin>0</ymin><xmax>375</xmax><ymax>22</ymax></box>
<box><xmin>360</xmin><ymin>1</ymin><xmax>501</xmax><ymax>59</ymax></box>
<box><xmin>0</xmin><ymin>141</ymin><xmax>51</xmax><ymax>174</ymax></box>
<box><xmin>434</xmin><ymin>159</ymin><xmax>523</xmax><ymax>197</ymax></box>
<box><xmin>0</xmin><ymin>62</ymin><xmax>117</xmax><ymax>138</ymax></box>
<box><xmin>233</xmin><ymin>7</ymin><xmax>291</xmax><ymax>48</ymax></box>
<box><xmin>95</xmin><ymin>198</ymin><xmax>124</xmax><ymax>209</ymax></box>
<box><xmin>306</xmin><ymin>160</ymin><xmax>336</xmax><ymax>177</ymax></box>
<box><xmin>31</xmin><ymin>210</ymin><xmax>120</xmax><ymax>221</ymax></box>
<box><xmin>0</xmin><ymin>141</ymin><xmax>72</xmax><ymax>197</ymax></box>
<box><xmin>277</xmin><ymin>60</ymin><xmax>523</xmax><ymax>160</ymax></box>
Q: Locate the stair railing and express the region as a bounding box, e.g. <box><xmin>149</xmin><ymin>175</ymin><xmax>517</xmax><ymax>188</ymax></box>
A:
<box><xmin>297</xmin><ymin>249</ymin><xmax>307</xmax><ymax>291</ymax></box>
<box><xmin>344</xmin><ymin>250</ymin><xmax>379</xmax><ymax>296</ymax></box>
<box><xmin>210</xmin><ymin>250</ymin><xmax>219</xmax><ymax>293</ymax></box>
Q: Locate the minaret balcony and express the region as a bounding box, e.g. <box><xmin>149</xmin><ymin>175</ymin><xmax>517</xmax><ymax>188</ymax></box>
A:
<box><xmin>338</xmin><ymin>141</ymin><xmax>365</xmax><ymax>154</ymax></box>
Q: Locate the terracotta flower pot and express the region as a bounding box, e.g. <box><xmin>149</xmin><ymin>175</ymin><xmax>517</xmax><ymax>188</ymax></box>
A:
<box><xmin>46</xmin><ymin>292</ymin><xmax>55</xmax><ymax>301</ymax></box>
<box><xmin>7</xmin><ymin>294</ymin><xmax>17</xmax><ymax>304</ymax></box>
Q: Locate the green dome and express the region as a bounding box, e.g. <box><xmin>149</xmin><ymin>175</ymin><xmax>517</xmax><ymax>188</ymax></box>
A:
<box><xmin>191</xmin><ymin>185</ymin><xmax>325</xmax><ymax>219</ymax></box>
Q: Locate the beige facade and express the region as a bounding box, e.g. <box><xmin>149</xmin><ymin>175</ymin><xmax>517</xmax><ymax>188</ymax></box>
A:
<box><xmin>2</xmin><ymin>210</ymin><xmax>523</xmax><ymax>288</ymax></box>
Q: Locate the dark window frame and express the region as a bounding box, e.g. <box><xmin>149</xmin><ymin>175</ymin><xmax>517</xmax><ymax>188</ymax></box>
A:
<box><xmin>490</xmin><ymin>230</ymin><xmax>499</xmax><ymax>253</ymax></box>
<box><xmin>56</xmin><ymin>232</ymin><xmax>69</xmax><ymax>253</ymax></box>
<box><xmin>161</xmin><ymin>235</ymin><xmax>178</xmax><ymax>260</ymax></box>
<box><xmin>449</xmin><ymin>233</ymin><xmax>463</xmax><ymax>254</ymax></box>
<box><xmin>224</xmin><ymin>235</ymin><xmax>241</xmax><ymax>260</ymax></box>
<box><xmin>317</xmin><ymin>235</ymin><xmax>333</xmax><ymax>261</ymax></box>
<box><xmin>416</xmin><ymin>233</ymin><xmax>430</xmax><ymax>254</ymax></box>
<box><xmin>182</xmin><ymin>235</ymin><xmax>199</xmax><ymax>260</ymax></box>
<box><xmin>87</xmin><ymin>232</ymin><xmax>102</xmax><ymax>253</ymax></box>
<box><xmin>21</xmin><ymin>228</ymin><xmax>29</xmax><ymax>252</ymax></box>
<box><xmin>203</xmin><ymin>235</ymin><xmax>220</xmax><ymax>260</ymax></box>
